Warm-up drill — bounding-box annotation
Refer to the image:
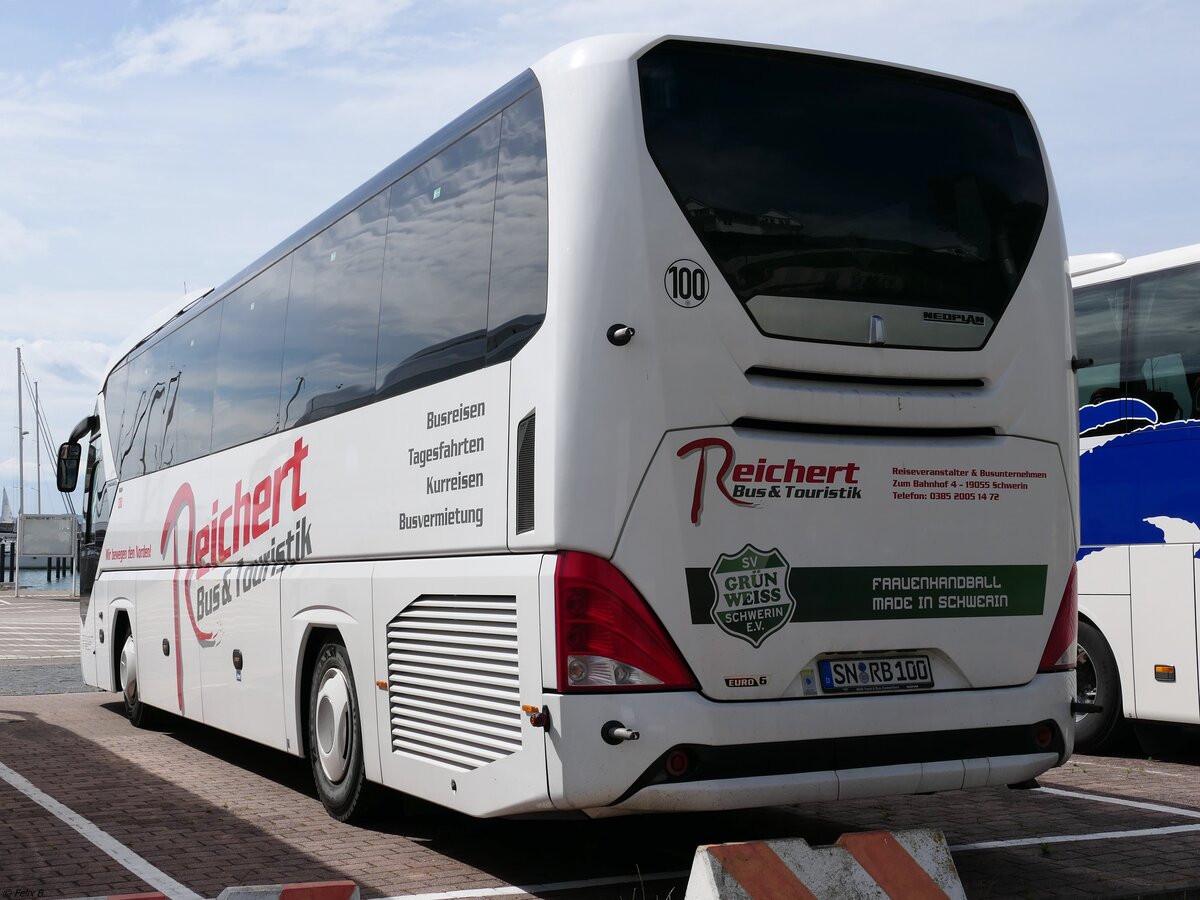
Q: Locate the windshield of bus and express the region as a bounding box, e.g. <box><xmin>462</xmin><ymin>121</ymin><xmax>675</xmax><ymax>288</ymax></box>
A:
<box><xmin>638</xmin><ymin>41</ymin><xmax>1049</xmax><ymax>350</ymax></box>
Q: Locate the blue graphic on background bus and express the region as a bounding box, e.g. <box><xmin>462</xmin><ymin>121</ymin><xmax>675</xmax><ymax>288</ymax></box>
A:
<box><xmin>1079</xmin><ymin>398</ymin><xmax>1200</xmax><ymax>557</ymax></box>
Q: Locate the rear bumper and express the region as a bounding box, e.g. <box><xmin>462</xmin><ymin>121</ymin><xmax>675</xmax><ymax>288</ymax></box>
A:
<box><xmin>544</xmin><ymin>670</ymin><xmax>1074</xmax><ymax>816</ymax></box>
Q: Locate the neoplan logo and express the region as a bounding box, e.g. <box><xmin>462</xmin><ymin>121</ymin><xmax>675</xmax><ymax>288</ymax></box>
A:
<box><xmin>923</xmin><ymin>310</ymin><xmax>986</xmax><ymax>326</ymax></box>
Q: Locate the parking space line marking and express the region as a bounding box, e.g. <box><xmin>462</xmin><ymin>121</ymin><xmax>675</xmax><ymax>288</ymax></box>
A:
<box><xmin>953</xmin><ymin>821</ymin><xmax>1200</xmax><ymax>851</ymax></box>
<box><xmin>377</xmin><ymin>869</ymin><xmax>690</xmax><ymax>900</ymax></box>
<box><xmin>1064</xmin><ymin>759</ymin><xmax>1183</xmax><ymax>777</ymax></box>
<box><xmin>0</xmin><ymin>758</ymin><xmax>204</xmax><ymax>900</ymax></box>
<box><xmin>1036</xmin><ymin>786</ymin><xmax>1200</xmax><ymax>818</ymax></box>
<box><xmin>953</xmin><ymin>786</ymin><xmax>1200</xmax><ymax>852</ymax></box>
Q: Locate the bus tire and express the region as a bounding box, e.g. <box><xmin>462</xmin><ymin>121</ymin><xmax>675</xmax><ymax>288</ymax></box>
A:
<box><xmin>1075</xmin><ymin>620</ymin><xmax>1124</xmax><ymax>753</ymax></box>
<box><xmin>1133</xmin><ymin>721</ymin><xmax>1185</xmax><ymax>759</ymax></box>
<box><xmin>119</xmin><ymin>631</ymin><xmax>156</xmax><ymax>728</ymax></box>
<box><xmin>308</xmin><ymin>641</ymin><xmax>374</xmax><ymax>822</ymax></box>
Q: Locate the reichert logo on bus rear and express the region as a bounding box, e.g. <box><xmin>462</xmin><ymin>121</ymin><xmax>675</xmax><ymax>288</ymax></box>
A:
<box><xmin>708</xmin><ymin>544</ymin><xmax>795</xmax><ymax>647</ymax></box>
<box><xmin>677</xmin><ymin>436</ymin><xmax>862</xmax><ymax>525</ymax></box>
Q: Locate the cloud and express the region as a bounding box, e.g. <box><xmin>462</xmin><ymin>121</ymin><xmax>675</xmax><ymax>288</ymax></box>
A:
<box><xmin>0</xmin><ymin>210</ymin><xmax>50</xmax><ymax>262</ymax></box>
<box><xmin>0</xmin><ymin>92</ymin><xmax>94</xmax><ymax>143</ymax></box>
<box><xmin>99</xmin><ymin>0</ymin><xmax>412</xmax><ymax>81</ymax></box>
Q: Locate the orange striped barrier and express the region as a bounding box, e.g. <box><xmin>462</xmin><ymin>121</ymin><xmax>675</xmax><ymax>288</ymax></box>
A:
<box><xmin>685</xmin><ymin>829</ymin><xmax>965</xmax><ymax>899</ymax></box>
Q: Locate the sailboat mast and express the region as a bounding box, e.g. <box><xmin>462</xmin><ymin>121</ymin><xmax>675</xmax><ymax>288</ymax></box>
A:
<box><xmin>34</xmin><ymin>381</ymin><xmax>41</xmax><ymax>514</ymax></box>
<box><xmin>15</xmin><ymin>347</ymin><xmax>23</xmax><ymax>597</ymax></box>
<box><xmin>16</xmin><ymin>347</ymin><xmax>23</xmax><ymax>517</ymax></box>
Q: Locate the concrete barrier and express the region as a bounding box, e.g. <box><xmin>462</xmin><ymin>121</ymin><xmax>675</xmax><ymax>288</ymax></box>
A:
<box><xmin>684</xmin><ymin>829</ymin><xmax>965</xmax><ymax>899</ymax></box>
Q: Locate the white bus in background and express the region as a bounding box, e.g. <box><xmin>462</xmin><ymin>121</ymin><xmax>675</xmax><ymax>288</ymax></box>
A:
<box><xmin>1072</xmin><ymin>243</ymin><xmax>1200</xmax><ymax>753</ymax></box>
<box><xmin>58</xmin><ymin>34</ymin><xmax>1079</xmax><ymax>822</ymax></box>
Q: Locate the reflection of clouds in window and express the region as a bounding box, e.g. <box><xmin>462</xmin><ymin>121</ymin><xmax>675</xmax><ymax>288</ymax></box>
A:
<box><xmin>104</xmin><ymin>363</ymin><xmax>130</xmax><ymax>473</ymax></box>
<box><xmin>377</xmin><ymin>115</ymin><xmax>500</xmax><ymax>396</ymax></box>
<box><xmin>1074</xmin><ymin>281</ymin><xmax>1128</xmax><ymax>409</ymax></box>
<box><xmin>213</xmin><ymin>256</ymin><xmax>291</xmax><ymax>451</ymax></box>
<box><xmin>487</xmin><ymin>89</ymin><xmax>548</xmax><ymax>362</ymax></box>
<box><xmin>118</xmin><ymin>344</ymin><xmax>169</xmax><ymax>480</ymax></box>
<box><xmin>161</xmin><ymin>305</ymin><xmax>219</xmax><ymax>465</ymax></box>
<box><xmin>282</xmin><ymin>191</ymin><xmax>388</xmax><ymax>427</ymax></box>
<box><xmin>1130</xmin><ymin>263</ymin><xmax>1200</xmax><ymax>419</ymax></box>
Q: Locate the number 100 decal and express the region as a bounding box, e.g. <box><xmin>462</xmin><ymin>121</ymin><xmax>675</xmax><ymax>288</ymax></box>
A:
<box><xmin>665</xmin><ymin>259</ymin><xmax>709</xmax><ymax>308</ymax></box>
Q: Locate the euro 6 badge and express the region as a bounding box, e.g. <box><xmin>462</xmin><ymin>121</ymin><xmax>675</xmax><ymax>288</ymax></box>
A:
<box><xmin>709</xmin><ymin>544</ymin><xmax>795</xmax><ymax>647</ymax></box>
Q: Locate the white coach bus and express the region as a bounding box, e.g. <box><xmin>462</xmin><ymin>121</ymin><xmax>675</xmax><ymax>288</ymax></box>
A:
<box><xmin>1072</xmin><ymin>243</ymin><xmax>1200</xmax><ymax>753</ymax></box>
<box><xmin>58</xmin><ymin>35</ymin><xmax>1079</xmax><ymax>821</ymax></box>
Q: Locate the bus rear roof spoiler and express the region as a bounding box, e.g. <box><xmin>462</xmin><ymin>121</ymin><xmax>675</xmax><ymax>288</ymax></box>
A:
<box><xmin>1068</xmin><ymin>252</ymin><xmax>1126</xmax><ymax>278</ymax></box>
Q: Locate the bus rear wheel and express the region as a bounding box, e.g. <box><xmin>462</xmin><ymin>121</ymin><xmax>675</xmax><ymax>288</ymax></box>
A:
<box><xmin>307</xmin><ymin>641</ymin><xmax>374</xmax><ymax>822</ymax></box>
<box><xmin>1074</xmin><ymin>620</ymin><xmax>1124</xmax><ymax>753</ymax></box>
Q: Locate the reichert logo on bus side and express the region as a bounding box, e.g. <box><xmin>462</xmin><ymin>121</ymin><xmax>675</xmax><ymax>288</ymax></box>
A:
<box><xmin>677</xmin><ymin>436</ymin><xmax>862</xmax><ymax>525</ymax></box>
<box><xmin>158</xmin><ymin>437</ymin><xmax>313</xmax><ymax>712</ymax></box>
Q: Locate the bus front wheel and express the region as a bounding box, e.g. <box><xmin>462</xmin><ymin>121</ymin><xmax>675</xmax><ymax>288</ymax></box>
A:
<box><xmin>1075</xmin><ymin>620</ymin><xmax>1124</xmax><ymax>753</ymax></box>
<box><xmin>119</xmin><ymin>632</ymin><xmax>155</xmax><ymax>728</ymax></box>
<box><xmin>307</xmin><ymin>641</ymin><xmax>373</xmax><ymax>822</ymax></box>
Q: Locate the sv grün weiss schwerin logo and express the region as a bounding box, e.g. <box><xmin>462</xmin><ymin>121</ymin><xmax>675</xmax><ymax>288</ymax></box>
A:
<box><xmin>708</xmin><ymin>544</ymin><xmax>795</xmax><ymax>648</ymax></box>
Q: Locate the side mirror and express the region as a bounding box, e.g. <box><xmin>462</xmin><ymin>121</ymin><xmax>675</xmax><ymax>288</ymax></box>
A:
<box><xmin>57</xmin><ymin>442</ymin><xmax>82</xmax><ymax>492</ymax></box>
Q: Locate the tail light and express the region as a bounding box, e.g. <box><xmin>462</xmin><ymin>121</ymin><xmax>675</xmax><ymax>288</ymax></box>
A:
<box><xmin>555</xmin><ymin>551</ymin><xmax>698</xmax><ymax>692</ymax></box>
<box><xmin>1039</xmin><ymin>563</ymin><xmax>1077</xmax><ymax>672</ymax></box>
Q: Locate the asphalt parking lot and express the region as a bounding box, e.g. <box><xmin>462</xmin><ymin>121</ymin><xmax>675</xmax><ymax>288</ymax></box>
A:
<box><xmin>3</xmin><ymin>595</ymin><xmax>1200</xmax><ymax>898</ymax></box>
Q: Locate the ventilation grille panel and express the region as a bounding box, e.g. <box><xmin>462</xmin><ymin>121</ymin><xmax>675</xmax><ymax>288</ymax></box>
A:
<box><xmin>516</xmin><ymin>411</ymin><xmax>536</xmax><ymax>533</ymax></box>
<box><xmin>387</xmin><ymin>595</ymin><xmax>522</xmax><ymax>772</ymax></box>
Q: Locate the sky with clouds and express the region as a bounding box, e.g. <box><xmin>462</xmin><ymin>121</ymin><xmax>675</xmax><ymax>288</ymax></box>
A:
<box><xmin>1</xmin><ymin>0</ymin><xmax>1198</xmax><ymax>514</ymax></box>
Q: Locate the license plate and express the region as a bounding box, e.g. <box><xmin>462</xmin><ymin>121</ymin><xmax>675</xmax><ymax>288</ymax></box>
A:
<box><xmin>818</xmin><ymin>655</ymin><xmax>933</xmax><ymax>693</ymax></box>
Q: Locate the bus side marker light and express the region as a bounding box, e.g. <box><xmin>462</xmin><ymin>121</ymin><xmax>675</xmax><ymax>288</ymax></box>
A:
<box><xmin>1155</xmin><ymin>665</ymin><xmax>1176</xmax><ymax>683</ymax></box>
<box><xmin>376</xmin><ymin>681</ymin><xmax>387</xmax><ymax>690</ymax></box>
<box><xmin>522</xmin><ymin>704</ymin><xmax>550</xmax><ymax>729</ymax></box>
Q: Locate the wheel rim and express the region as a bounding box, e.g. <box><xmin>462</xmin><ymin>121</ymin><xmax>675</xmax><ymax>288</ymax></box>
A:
<box><xmin>120</xmin><ymin>635</ymin><xmax>137</xmax><ymax>703</ymax></box>
<box><xmin>1075</xmin><ymin>643</ymin><xmax>1096</xmax><ymax>722</ymax></box>
<box><xmin>315</xmin><ymin>667</ymin><xmax>352</xmax><ymax>784</ymax></box>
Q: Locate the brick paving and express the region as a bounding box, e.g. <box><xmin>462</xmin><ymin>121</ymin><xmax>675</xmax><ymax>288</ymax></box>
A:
<box><xmin>1</xmin><ymin>658</ymin><xmax>1200</xmax><ymax>898</ymax></box>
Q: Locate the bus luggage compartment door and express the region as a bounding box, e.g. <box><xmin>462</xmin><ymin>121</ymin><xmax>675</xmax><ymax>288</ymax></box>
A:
<box><xmin>371</xmin><ymin>554</ymin><xmax>553</xmax><ymax>817</ymax></box>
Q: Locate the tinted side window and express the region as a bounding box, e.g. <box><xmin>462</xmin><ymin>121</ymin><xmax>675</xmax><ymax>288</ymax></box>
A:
<box><xmin>282</xmin><ymin>193</ymin><xmax>388</xmax><ymax>428</ymax></box>
<box><xmin>377</xmin><ymin>116</ymin><xmax>500</xmax><ymax>398</ymax></box>
<box><xmin>1074</xmin><ymin>280</ymin><xmax>1128</xmax><ymax>409</ymax></box>
<box><xmin>119</xmin><ymin>342</ymin><xmax>170</xmax><ymax>480</ymax></box>
<box><xmin>213</xmin><ymin>256</ymin><xmax>291</xmax><ymax>451</ymax></box>
<box><xmin>104</xmin><ymin>362</ymin><xmax>130</xmax><ymax>471</ymax></box>
<box><xmin>487</xmin><ymin>90</ymin><xmax>549</xmax><ymax>363</ymax></box>
<box><xmin>1130</xmin><ymin>263</ymin><xmax>1200</xmax><ymax>421</ymax></box>
<box><xmin>162</xmin><ymin>305</ymin><xmax>219</xmax><ymax>466</ymax></box>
